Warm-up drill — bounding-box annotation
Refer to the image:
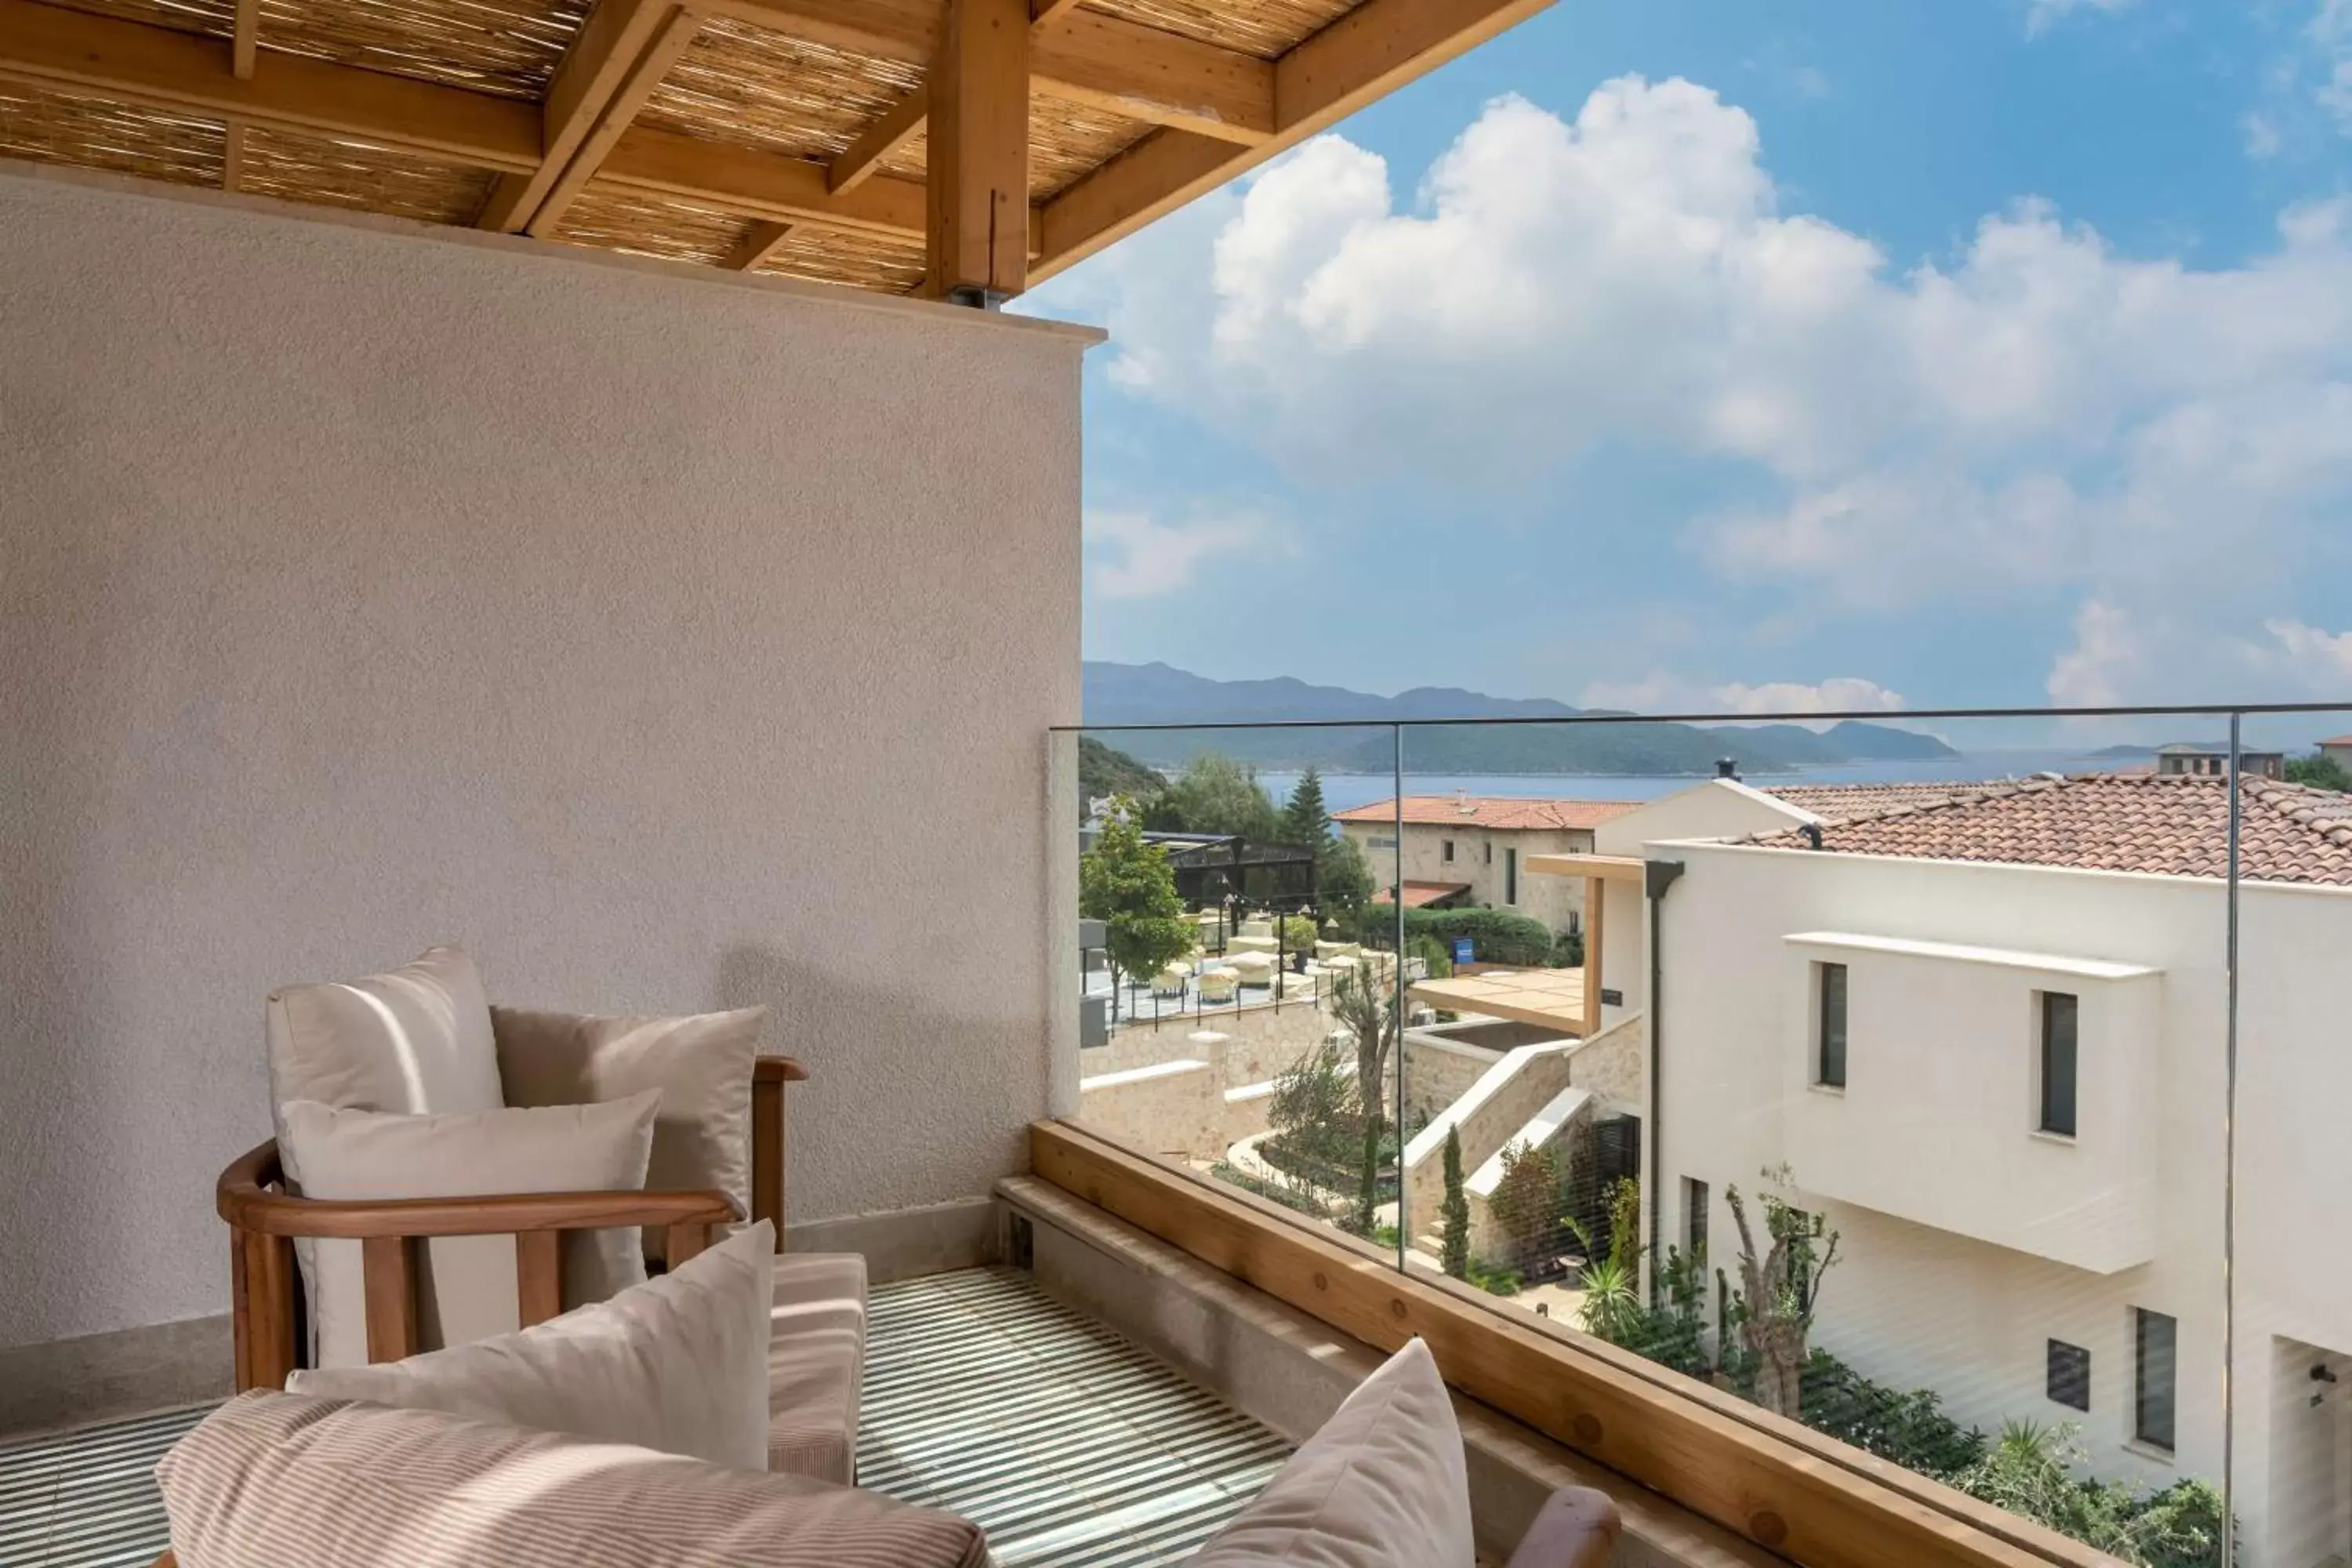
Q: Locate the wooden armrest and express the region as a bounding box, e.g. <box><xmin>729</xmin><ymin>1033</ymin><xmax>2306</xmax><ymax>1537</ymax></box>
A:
<box><xmin>216</xmin><ymin>1142</ymin><xmax>736</xmax><ymax>1238</ymax></box>
<box><xmin>755</xmin><ymin>1054</ymin><xmax>808</xmax><ymax>1083</ymax></box>
<box><xmin>1505</xmin><ymin>1487</ymin><xmax>1621</xmax><ymax>1568</ymax></box>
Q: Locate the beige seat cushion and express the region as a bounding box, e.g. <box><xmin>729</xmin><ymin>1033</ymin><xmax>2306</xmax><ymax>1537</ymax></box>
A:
<box><xmin>766</xmin><ymin>1252</ymin><xmax>868</xmax><ymax>1483</ymax></box>
<box><xmin>281</xmin><ymin>1094</ymin><xmax>658</xmax><ymax>1367</ymax></box>
<box><xmin>290</xmin><ymin>1221</ymin><xmax>777</xmax><ymax>1471</ymax></box>
<box><xmin>490</xmin><ymin>1004</ymin><xmax>768</xmax><ymax>1262</ymax></box>
<box><xmin>1187</xmin><ymin>1338</ymin><xmax>1473</xmax><ymax>1567</ymax></box>
<box><xmin>156</xmin><ymin>1391</ymin><xmax>989</xmax><ymax>1568</ymax></box>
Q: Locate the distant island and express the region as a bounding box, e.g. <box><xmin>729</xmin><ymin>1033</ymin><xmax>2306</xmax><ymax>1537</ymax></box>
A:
<box><xmin>1082</xmin><ymin>662</ymin><xmax>1958</xmax><ymax>776</ymax></box>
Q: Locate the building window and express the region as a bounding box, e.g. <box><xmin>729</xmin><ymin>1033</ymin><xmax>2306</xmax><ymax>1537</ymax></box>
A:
<box><xmin>1684</xmin><ymin>1178</ymin><xmax>1709</xmax><ymax>1261</ymax></box>
<box><xmin>1815</xmin><ymin>962</ymin><xmax>1849</xmax><ymax>1088</ymax></box>
<box><xmin>1483</xmin><ymin>841</ymin><xmax>1492</xmax><ymax>865</ymax></box>
<box><xmin>1442</xmin><ymin>839</ymin><xmax>1455</xmax><ymax>863</ymax></box>
<box><xmin>2134</xmin><ymin>1308</ymin><xmax>2176</xmax><ymax>1451</ymax></box>
<box><xmin>2047</xmin><ymin>1340</ymin><xmax>2091</xmax><ymax>1411</ymax></box>
<box><xmin>2039</xmin><ymin>992</ymin><xmax>2078</xmax><ymax>1138</ymax></box>
<box><xmin>1504</xmin><ymin>847</ymin><xmax>1519</xmax><ymax>905</ymax></box>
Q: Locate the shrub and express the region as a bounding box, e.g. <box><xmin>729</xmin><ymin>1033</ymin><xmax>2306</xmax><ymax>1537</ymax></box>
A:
<box><xmin>1207</xmin><ymin>1161</ymin><xmax>1329</xmax><ymax>1218</ymax></box>
<box><xmin>1799</xmin><ymin>1349</ymin><xmax>1984</xmax><ymax>1480</ymax></box>
<box><xmin>1351</xmin><ymin>906</ymin><xmax>1555</xmax><ymax>966</ymax></box>
<box><xmin>1551</xmin><ymin>928</ymin><xmax>1585</xmax><ymax>967</ymax></box>
<box><xmin>1277</xmin><ymin>914</ymin><xmax>1319</xmax><ymax>953</ymax></box>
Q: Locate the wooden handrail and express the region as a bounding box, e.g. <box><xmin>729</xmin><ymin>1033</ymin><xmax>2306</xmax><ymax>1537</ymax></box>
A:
<box><xmin>217</xmin><ymin>1141</ymin><xmax>738</xmax><ymax>1238</ymax></box>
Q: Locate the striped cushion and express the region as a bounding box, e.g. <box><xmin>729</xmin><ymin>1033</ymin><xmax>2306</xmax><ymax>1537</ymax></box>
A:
<box><xmin>156</xmin><ymin>1392</ymin><xmax>989</xmax><ymax>1568</ymax></box>
<box><xmin>768</xmin><ymin>1252</ymin><xmax>867</xmax><ymax>1483</ymax></box>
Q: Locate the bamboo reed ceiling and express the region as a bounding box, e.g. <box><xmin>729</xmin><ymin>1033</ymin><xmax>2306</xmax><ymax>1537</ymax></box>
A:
<box><xmin>0</xmin><ymin>0</ymin><xmax>1551</xmax><ymax>298</ymax></box>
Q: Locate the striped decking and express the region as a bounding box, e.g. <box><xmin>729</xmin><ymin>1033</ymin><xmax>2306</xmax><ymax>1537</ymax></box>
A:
<box><xmin>0</xmin><ymin>1406</ymin><xmax>205</xmax><ymax>1567</ymax></box>
<box><xmin>859</xmin><ymin>1270</ymin><xmax>1291</xmax><ymax>1566</ymax></box>
<box><xmin>0</xmin><ymin>1267</ymin><xmax>1289</xmax><ymax>1567</ymax></box>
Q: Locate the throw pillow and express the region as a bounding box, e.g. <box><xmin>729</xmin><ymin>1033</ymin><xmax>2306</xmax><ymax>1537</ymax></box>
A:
<box><xmin>491</xmin><ymin>1004</ymin><xmax>767</xmax><ymax>1261</ymax></box>
<box><xmin>1187</xmin><ymin>1338</ymin><xmax>1474</xmax><ymax>1567</ymax></box>
<box><xmin>280</xmin><ymin>1093</ymin><xmax>659</xmax><ymax>1367</ymax></box>
<box><xmin>292</xmin><ymin>1220</ymin><xmax>775</xmax><ymax>1470</ymax></box>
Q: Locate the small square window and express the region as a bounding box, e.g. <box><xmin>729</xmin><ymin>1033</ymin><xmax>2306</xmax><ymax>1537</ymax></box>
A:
<box><xmin>2047</xmin><ymin>1339</ymin><xmax>2090</xmax><ymax>1410</ymax></box>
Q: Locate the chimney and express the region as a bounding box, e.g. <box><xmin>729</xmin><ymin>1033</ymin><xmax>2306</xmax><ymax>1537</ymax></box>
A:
<box><xmin>1800</xmin><ymin>823</ymin><xmax>1824</xmax><ymax>851</ymax></box>
<box><xmin>1715</xmin><ymin>758</ymin><xmax>1740</xmax><ymax>780</ymax></box>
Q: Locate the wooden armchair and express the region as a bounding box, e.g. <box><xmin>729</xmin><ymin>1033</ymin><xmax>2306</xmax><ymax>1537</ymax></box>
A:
<box><xmin>220</xmin><ymin>1055</ymin><xmax>806</xmax><ymax>1390</ymax></box>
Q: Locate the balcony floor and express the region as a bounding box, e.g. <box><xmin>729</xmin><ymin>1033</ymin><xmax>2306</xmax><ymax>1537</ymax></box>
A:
<box><xmin>0</xmin><ymin>1265</ymin><xmax>1292</xmax><ymax>1567</ymax></box>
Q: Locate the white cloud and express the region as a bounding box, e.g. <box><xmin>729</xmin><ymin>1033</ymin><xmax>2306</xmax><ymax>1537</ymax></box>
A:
<box><xmin>2261</xmin><ymin>619</ymin><xmax>2352</xmax><ymax>684</ymax></box>
<box><xmin>2025</xmin><ymin>0</ymin><xmax>2135</xmax><ymax>36</ymax></box>
<box><xmin>1051</xmin><ymin>77</ymin><xmax>2352</xmax><ymax>708</ymax></box>
<box><xmin>1711</xmin><ymin>677</ymin><xmax>1907</xmax><ymax>715</ymax></box>
<box><xmin>1085</xmin><ymin>509</ymin><xmax>1271</xmax><ymax>600</ymax></box>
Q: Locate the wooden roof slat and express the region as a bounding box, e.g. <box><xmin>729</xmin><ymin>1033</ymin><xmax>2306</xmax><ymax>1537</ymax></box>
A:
<box><xmin>0</xmin><ymin>0</ymin><xmax>542</xmax><ymax>168</ymax></box>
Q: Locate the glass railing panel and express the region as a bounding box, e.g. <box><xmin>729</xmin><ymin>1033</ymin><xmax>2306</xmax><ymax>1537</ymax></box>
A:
<box><xmin>1066</xmin><ymin>723</ymin><xmax>1403</xmax><ymax>1247</ymax></box>
<box><xmin>2230</xmin><ymin>707</ymin><xmax>2352</xmax><ymax>1568</ymax></box>
<box><xmin>1388</xmin><ymin>708</ymin><xmax>2240</xmax><ymax>1564</ymax></box>
<box><xmin>1052</xmin><ymin>701</ymin><xmax>2352</xmax><ymax>1565</ymax></box>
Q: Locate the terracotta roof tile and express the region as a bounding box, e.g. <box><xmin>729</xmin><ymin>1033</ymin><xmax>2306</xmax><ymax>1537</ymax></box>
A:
<box><xmin>1760</xmin><ymin>782</ymin><xmax>2005</xmax><ymax>822</ymax></box>
<box><xmin>1332</xmin><ymin>796</ymin><xmax>1642</xmax><ymax>832</ymax></box>
<box><xmin>1750</xmin><ymin>775</ymin><xmax>2352</xmax><ymax>886</ymax></box>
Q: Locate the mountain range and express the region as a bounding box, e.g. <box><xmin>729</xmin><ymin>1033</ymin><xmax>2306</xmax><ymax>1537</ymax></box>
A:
<box><xmin>1082</xmin><ymin>662</ymin><xmax>1957</xmax><ymax>775</ymax></box>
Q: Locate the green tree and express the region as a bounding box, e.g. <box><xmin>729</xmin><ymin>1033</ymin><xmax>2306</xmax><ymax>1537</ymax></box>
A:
<box><xmin>1148</xmin><ymin>753</ymin><xmax>1281</xmax><ymax>840</ymax></box>
<box><xmin>1329</xmin><ymin>965</ymin><xmax>1400</xmax><ymax>1235</ymax></box>
<box><xmin>1078</xmin><ymin>800</ymin><xmax>1194</xmax><ymax>996</ymax></box>
<box><xmin>1489</xmin><ymin>1139</ymin><xmax>1564</xmax><ymax>1279</ymax></box>
<box><xmin>1077</xmin><ymin>737</ymin><xmax>1163</xmax><ymax>814</ymax></box>
<box><xmin>1319</xmin><ymin>833</ymin><xmax>1376</xmax><ymax>917</ymax></box>
<box><xmin>1439</xmin><ymin>1124</ymin><xmax>1471</xmax><ymax>1279</ymax></box>
<box><xmin>2285</xmin><ymin>753</ymin><xmax>2352</xmax><ymax>792</ymax></box>
<box><xmin>1723</xmin><ymin>1168</ymin><xmax>1839</xmax><ymax>1419</ymax></box>
<box><xmin>1279</xmin><ymin>766</ymin><xmax>1330</xmax><ymax>850</ymax></box>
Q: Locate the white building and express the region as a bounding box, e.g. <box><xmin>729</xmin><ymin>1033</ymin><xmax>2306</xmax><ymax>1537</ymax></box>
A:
<box><xmin>1562</xmin><ymin>773</ymin><xmax>2352</xmax><ymax>1568</ymax></box>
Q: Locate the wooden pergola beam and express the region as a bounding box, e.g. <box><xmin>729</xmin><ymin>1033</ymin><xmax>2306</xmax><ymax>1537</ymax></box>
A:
<box><xmin>828</xmin><ymin>84</ymin><xmax>926</xmax><ymax>194</ymax></box>
<box><xmin>722</xmin><ymin>218</ymin><xmax>794</xmax><ymax>270</ymax></box>
<box><xmin>524</xmin><ymin>0</ymin><xmax>702</xmax><ymax>236</ymax></box>
<box><xmin>1033</xmin><ymin>0</ymin><xmax>1553</xmax><ymax>283</ymax></box>
<box><xmin>478</xmin><ymin>0</ymin><xmax>684</xmax><ymax>231</ymax></box>
<box><xmin>921</xmin><ymin>0</ymin><xmax>1026</xmax><ymax>301</ymax></box>
<box><xmin>230</xmin><ymin>0</ymin><xmax>257</xmax><ymax>79</ymax></box>
<box><xmin>710</xmin><ymin>0</ymin><xmax>1268</xmax><ymax>142</ymax></box>
<box><xmin>0</xmin><ymin>0</ymin><xmax>543</xmax><ymax>170</ymax></box>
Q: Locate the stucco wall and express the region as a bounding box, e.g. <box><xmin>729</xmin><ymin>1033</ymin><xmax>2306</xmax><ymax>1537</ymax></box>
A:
<box><xmin>0</xmin><ymin>167</ymin><xmax>1091</xmax><ymax>1350</ymax></box>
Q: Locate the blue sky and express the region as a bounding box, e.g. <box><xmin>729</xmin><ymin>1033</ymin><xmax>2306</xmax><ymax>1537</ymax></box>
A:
<box><xmin>1023</xmin><ymin>0</ymin><xmax>2352</xmax><ymax>732</ymax></box>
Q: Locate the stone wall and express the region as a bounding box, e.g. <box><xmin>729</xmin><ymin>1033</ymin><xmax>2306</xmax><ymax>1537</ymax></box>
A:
<box><xmin>1566</xmin><ymin>1011</ymin><xmax>1646</xmax><ymax>1114</ymax></box>
<box><xmin>1079</xmin><ymin>1058</ymin><xmax>1221</xmax><ymax>1164</ymax></box>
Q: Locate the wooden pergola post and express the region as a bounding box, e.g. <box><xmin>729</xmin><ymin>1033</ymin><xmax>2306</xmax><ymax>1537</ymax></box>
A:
<box><xmin>924</xmin><ymin>0</ymin><xmax>1028</xmax><ymax>304</ymax></box>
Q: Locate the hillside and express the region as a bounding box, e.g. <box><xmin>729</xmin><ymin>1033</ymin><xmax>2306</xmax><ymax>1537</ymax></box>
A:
<box><xmin>1083</xmin><ymin>662</ymin><xmax>1956</xmax><ymax>775</ymax></box>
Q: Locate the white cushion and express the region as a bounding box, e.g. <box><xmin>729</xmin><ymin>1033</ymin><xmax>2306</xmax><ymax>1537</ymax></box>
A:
<box><xmin>156</xmin><ymin>1391</ymin><xmax>991</xmax><ymax>1568</ymax></box>
<box><xmin>291</xmin><ymin>1220</ymin><xmax>776</xmax><ymax>1471</ymax></box>
<box><xmin>1187</xmin><ymin>1338</ymin><xmax>1473</xmax><ymax>1567</ymax></box>
<box><xmin>267</xmin><ymin>946</ymin><xmax>504</xmax><ymax>1155</ymax></box>
<box><xmin>281</xmin><ymin>1094</ymin><xmax>659</xmax><ymax>1368</ymax></box>
<box><xmin>765</xmin><ymin>1253</ymin><xmax>868</xmax><ymax>1483</ymax></box>
<box><xmin>491</xmin><ymin>1004</ymin><xmax>767</xmax><ymax>1261</ymax></box>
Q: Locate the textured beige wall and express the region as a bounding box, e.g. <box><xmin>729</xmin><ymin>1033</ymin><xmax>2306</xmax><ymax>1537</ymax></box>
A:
<box><xmin>0</xmin><ymin>166</ymin><xmax>1091</xmax><ymax>1349</ymax></box>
